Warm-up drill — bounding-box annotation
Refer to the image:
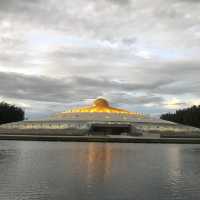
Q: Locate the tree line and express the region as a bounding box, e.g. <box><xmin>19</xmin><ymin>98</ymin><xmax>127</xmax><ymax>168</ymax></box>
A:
<box><xmin>0</xmin><ymin>102</ymin><xmax>24</xmax><ymax>125</ymax></box>
<box><xmin>160</xmin><ymin>105</ymin><xmax>200</xmax><ymax>128</ymax></box>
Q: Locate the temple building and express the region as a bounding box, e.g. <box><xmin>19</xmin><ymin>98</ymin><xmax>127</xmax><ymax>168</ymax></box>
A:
<box><xmin>0</xmin><ymin>98</ymin><xmax>200</xmax><ymax>137</ymax></box>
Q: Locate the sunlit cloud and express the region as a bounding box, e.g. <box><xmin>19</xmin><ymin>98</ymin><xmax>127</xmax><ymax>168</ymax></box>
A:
<box><xmin>0</xmin><ymin>0</ymin><xmax>200</xmax><ymax>118</ymax></box>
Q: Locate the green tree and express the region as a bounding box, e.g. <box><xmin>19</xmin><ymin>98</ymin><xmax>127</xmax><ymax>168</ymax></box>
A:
<box><xmin>160</xmin><ymin>105</ymin><xmax>200</xmax><ymax>128</ymax></box>
<box><xmin>0</xmin><ymin>102</ymin><xmax>24</xmax><ymax>125</ymax></box>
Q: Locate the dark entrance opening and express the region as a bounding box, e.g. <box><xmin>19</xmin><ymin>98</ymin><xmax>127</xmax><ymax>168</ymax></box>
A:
<box><xmin>90</xmin><ymin>123</ymin><xmax>131</xmax><ymax>135</ymax></box>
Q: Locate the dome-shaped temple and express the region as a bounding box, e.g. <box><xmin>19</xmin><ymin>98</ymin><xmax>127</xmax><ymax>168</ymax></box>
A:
<box><xmin>64</xmin><ymin>98</ymin><xmax>136</xmax><ymax>114</ymax></box>
<box><xmin>93</xmin><ymin>98</ymin><xmax>109</xmax><ymax>108</ymax></box>
<box><xmin>1</xmin><ymin>97</ymin><xmax>198</xmax><ymax>138</ymax></box>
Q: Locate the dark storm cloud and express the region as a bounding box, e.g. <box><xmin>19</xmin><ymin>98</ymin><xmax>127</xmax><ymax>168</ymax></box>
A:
<box><xmin>0</xmin><ymin>72</ymin><xmax>71</xmax><ymax>102</ymax></box>
<box><xmin>0</xmin><ymin>0</ymin><xmax>197</xmax><ymax>40</ymax></box>
<box><xmin>0</xmin><ymin>0</ymin><xmax>200</xmax><ymax>118</ymax></box>
<box><xmin>0</xmin><ymin>65</ymin><xmax>199</xmax><ymax>105</ymax></box>
<box><xmin>179</xmin><ymin>0</ymin><xmax>200</xmax><ymax>3</ymax></box>
<box><xmin>109</xmin><ymin>94</ymin><xmax>164</xmax><ymax>105</ymax></box>
<box><xmin>138</xmin><ymin>61</ymin><xmax>200</xmax><ymax>96</ymax></box>
<box><xmin>121</xmin><ymin>37</ymin><xmax>137</xmax><ymax>46</ymax></box>
<box><xmin>132</xmin><ymin>96</ymin><xmax>164</xmax><ymax>105</ymax></box>
<box><xmin>0</xmin><ymin>0</ymin><xmax>42</xmax><ymax>11</ymax></box>
<box><xmin>155</xmin><ymin>80</ymin><xmax>200</xmax><ymax>96</ymax></box>
<box><xmin>105</xmin><ymin>0</ymin><xmax>131</xmax><ymax>6</ymax></box>
<box><xmin>164</xmin><ymin>63</ymin><xmax>200</xmax><ymax>73</ymax></box>
<box><xmin>0</xmin><ymin>72</ymin><xmax>169</xmax><ymax>104</ymax></box>
<box><xmin>73</xmin><ymin>76</ymin><xmax>174</xmax><ymax>92</ymax></box>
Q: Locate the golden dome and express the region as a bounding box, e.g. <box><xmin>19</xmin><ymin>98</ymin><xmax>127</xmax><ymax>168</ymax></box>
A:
<box><xmin>93</xmin><ymin>98</ymin><xmax>109</xmax><ymax>107</ymax></box>
<box><xmin>63</xmin><ymin>98</ymin><xmax>138</xmax><ymax>115</ymax></box>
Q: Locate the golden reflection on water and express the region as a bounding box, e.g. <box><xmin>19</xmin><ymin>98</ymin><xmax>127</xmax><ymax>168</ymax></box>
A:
<box><xmin>81</xmin><ymin>143</ymin><xmax>114</xmax><ymax>189</ymax></box>
<box><xmin>1</xmin><ymin>142</ymin><xmax>200</xmax><ymax>200</ymax></box>
<box><xmin>87</xmin><ymin>143</ymin><xmax>112</xmax><ymax>177</ymax></box>
<box><xmin>165</xmin><ymin>144</ymin><xmax>183</xmax><ymax>195</ymax></box>
<box><xmin>166</xmin><ymin>145</ymin><xmax>182</xmax><ymax>179</ymax></box>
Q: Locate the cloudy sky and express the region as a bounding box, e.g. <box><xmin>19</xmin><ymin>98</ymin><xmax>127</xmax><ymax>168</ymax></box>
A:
<box><xmin>0</xmin><ymin>0</ymin><xmax>200</xmax><ymax>119</ymax></box>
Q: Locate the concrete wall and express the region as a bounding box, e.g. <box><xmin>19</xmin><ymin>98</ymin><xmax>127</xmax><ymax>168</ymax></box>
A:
<box><xmin>134</xmin><ymin>122</ymin><xmax>200</xmax><ymax>133</ymax></box>
<box><xmin>0</xmin><ymin>121</ymin><xmax>90</xmax><ymax>130</ymax></box>
<box><xmin>50</xmin><ymin>112</ymin><xmax>175</xmax><ymax>125</ymax></box>
<box><xmin>1</xmin><ymin>120</ymin><xmax>200</xmax><ymax>137</ymax></box>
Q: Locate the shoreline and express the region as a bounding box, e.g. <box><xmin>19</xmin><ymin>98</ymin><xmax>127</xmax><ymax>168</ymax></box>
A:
<box><xmin>0</xmin><ymin>134</ymin><xmax>200</xmax><ymax>144</ymax></box>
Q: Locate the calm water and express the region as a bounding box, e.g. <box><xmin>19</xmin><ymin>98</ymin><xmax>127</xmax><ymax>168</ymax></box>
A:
<box><xmin>0</xmin><ymin>141</ymin><xmax>200</xmax><ymax>200</ymax></box>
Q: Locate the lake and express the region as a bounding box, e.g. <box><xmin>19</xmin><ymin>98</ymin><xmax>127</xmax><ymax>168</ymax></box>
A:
<box><xmin>0</xmin><ymin>141</ymin><xmax>200</xmax><ymax>200</ymax></box>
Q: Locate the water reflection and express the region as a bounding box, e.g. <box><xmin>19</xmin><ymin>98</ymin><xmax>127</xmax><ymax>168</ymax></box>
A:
<box><xmin>0</xmin><ymin>142</ymin><xmax>200</xmax><ymax>200</ymax></box>
<box><xmin>166</xmin><ymin>145</ymin><xmax>182</xmax><ymax>179</ymax></box>
<box><xmin>74</xmin><ymin>143</ymin><xmax>114</xmax><ymax>198</ymax></box>
<box><xmin>87</xmin><ymin>143</ymin><xmax>112</xmax><ymax>178</ymax></box>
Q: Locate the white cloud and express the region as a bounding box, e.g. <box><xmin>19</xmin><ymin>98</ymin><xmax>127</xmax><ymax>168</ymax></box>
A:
<box><xmin>0</xmin><ymin>0</ymin><xmax>200</xmax><ymax>118</ymax></box>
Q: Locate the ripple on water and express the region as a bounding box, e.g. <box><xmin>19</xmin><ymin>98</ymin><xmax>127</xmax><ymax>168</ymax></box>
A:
<box><xmin>0</xmin><ymin>142</ymin><xmax>200</xmax><ymax>200</ymax></box>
